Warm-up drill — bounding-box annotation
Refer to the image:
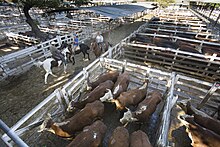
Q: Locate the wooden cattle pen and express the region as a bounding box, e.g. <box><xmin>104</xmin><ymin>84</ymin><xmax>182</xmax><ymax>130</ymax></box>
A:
<box><xmin>1</xmin><ymin>6</ymin><xmax>220</xmax><ymax>147</ymax></box>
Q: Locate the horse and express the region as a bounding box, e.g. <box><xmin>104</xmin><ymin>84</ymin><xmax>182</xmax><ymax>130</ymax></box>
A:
<box><xmin>62</xmin><ymin>43</ymin><xmax>90</xmax><ymax>63</ymax></box>
<box><xmin>34</xmin><ymin>57</ymin><xmax>67</xmax><ymax>84</ymax></box>
<box><xmin>90</xmin><ymin>40</ymin><xmax>112</xmax><ymax>58</ymax></box>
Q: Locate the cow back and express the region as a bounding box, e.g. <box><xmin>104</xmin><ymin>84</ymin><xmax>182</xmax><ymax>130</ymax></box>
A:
<box><xmin>117</xmin><ymin>88</ymin><xmax>147</xmax><ymax>108</ymax></box>
<box><xmin>67</xmin><ymin>120</ymin><xmax>107</xmax><ymax>147</ymax></box>
<box><xmin>89</xmin><ymin>71</ymin><xmax>119</xmax><ymax>89</ymax></box>
<box><xmin>194</xmin><ymin>113</ymin><xmax>220</xmax><ymax>136</ymax></box>
<box><xmin>185</xmin><ymin>118</ymin><xmax>220</xmax><ymax>147</ymax></box>
<box><xmin>130</xmin><ymin>130</ymin><xmax>152</xmax><ymax>147</ymax></box>
<box><xmin>113</xmin><ymin>72</ymin><xmax>130</xmax><ymax>98</ymax></box>
<box><xmin>61</xmin><ymin>101</ymin><xmax>104</xmax><ymax>134</ymax></box>
<box><xmin>108</xmin><ymin>126</ymin><xmax>129</xmax><ymax>147</ymax></box>
<box><xmin>134</xmin><ymin>91</ymin><xmax>162</xmax><ymax>122</ymax></box>
<box><xmin>70</xmin><ymin>80</ymin><xmax>114</xmax><ymax>109</ymax></box>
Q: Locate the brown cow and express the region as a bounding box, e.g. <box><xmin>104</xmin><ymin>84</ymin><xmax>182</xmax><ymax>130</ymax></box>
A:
<box><xmin>67</xmin><ymin>80</ymin><xmax>114</xmax><ymax>113</ymax></box>
<box><xmin>130</xmin><ymin>130</ymin><xmax>152</xmax><ymax>147</ymax></box>
<box><xmin>194</xmin><ymin>113</ymin><xmax>220</xmax><ymax>136</ymax></box>
<box><xmin>39</xmin><ymin>100</ymin><xmax>104</xmax><ymax>138</ymax></box>
<box><xmin>88</xmin><ymin>70</ymin><xmax>119</xmax><ymax>90</ymax></box>
<box><xmin>108</xmin><ymin>126</ymin><xmax>129</xmax><ymax>147</ymax></box>
<box><xmin>100</xmin><ymin>81</ymin><xmax>148</xmax><ymax>110</ymax></box>
<box><xmin>180</xmin><ymin>115</ymin><xmax>220</xmax><ymax>147</ymax></box>
<box><xmin>67</xmin><ymin>120</ymin><xmax>107</xmax><ymax>147</ymax></box>
<box><xmin>112</xmin><ymin>72</ymin><xmax>130</xmax><ymax>98</ymax></box>
<box><xmin>99</xmin><ymin>72</ymin><xmax>130</xmax><ymax>102</ymax></box>
<box><xmin>178</xmin><ymin>100</ymin><xmax>220</xmax><ymax>136</ymax></box>
<box><xmin>120</xmin><ymin>90</ymin><xmax>162</xmax><ymax>124</ymax></box>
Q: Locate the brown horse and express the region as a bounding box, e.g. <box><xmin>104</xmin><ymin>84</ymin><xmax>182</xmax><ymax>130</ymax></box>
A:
<box><xmin>90</xmin><ymin>40</ymin><xmax>111</xmax><ymax>58</ymax></box>
<box><xmin>90</xmin><ymin>41</ymin><xmax>102</xmax><ymax>58</ymax></box>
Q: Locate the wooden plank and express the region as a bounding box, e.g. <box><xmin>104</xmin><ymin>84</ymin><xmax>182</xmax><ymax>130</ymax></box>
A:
<box><xmin>144</xmin><ymin>27</ymin><xmax>217</xmax><ymax>39</ymax></box>
<box><xmin>147</xmin><ymin>23</ymin><xmax>208</xmax><ymax>31</ymax></box>
<box><xmin>124</xmin><ymin>54</ymin><xmax>220</xmax><ymax>80</ymax></box>
<box><xmin>124</xmin><ymin>45</ymin><xmax>220</xmax><ymax>68</ymax></box>
<box><xmin>126</xmin><ymin>43</ymin><xmax>220</xmax><ymax>63</ymax></box>
<box><xmin>124</xmin><ymin>47</ymin><xmax>218</xmax><ymax>73</ymax></box>
<box><xmin>124</xmin><ymin>50</ymin><xmax>220</xmax><ymax>75</ymax></box>
<box><xmin>137</xmin><ymin>32</ymin><xmax>220</xmax><ymax>47</ymax></box>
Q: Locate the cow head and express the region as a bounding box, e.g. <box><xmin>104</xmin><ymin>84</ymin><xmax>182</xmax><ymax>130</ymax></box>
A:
<box><xmin>67</xmin><ymin>100</ymin><xmax>77</xmax><ymax>113</ymax></box>
<box><xmin>120</xmin><ymin>108</ymin><xmax>138</xmax><ymax>125</ymax></box>
<box><xmin>38</xmin><ymin>113</ymin><xmax>54</xmax><ymax>132</ymax></box>
<box><xmin>100</xmin><ymin>89</ymin><xmax>113</xmax><ymax>102</ymax></box>
<box><xmin>176</xmin><ymin>99</ymin><xmax>191</xmax><ymax>113</ymax></box>
<box><xmin>80</xmin><ymin>80</ymin><xmax>92</xmax><ymax>93</ymax></box>
<box><xmin>39</xmin><ymin>114</ymin><xmax>72</xmax><ymax>138</ymax></box>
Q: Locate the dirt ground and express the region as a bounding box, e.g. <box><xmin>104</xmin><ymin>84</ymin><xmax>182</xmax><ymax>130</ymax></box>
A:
<box><xmin>0</xmin><ymin>21</ymin><xmax>145</xmax><ymax>130</ymax></box>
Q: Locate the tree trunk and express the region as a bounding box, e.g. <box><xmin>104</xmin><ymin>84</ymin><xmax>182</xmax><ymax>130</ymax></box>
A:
<box><xmin>23</xmin><ymin>5</ymin><xmax>47</xmax><ymax>41</ymax></box>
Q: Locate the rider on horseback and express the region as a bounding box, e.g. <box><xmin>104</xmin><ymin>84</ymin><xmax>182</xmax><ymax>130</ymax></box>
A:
<box><xmin>96</xmin><ymin>32</ymin><xmax>104</xmax><ymax>51</ymax></box>
<box><xmin>50</xmin><ymin>41</ymin><xmax>67</xmax><ymax>65</ymax></box>
<box><xmin>73</xmin><ymin>34</ymin><xmax>79</xmax><ymax>53</ymax></box>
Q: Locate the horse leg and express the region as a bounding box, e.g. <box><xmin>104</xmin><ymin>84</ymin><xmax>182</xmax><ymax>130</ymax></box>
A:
<box><xmin>45</xmin><ymin>71</ymin><xmax>57</xmax><ymax>84</ymax></box>
<box><xmin>83</xmin><ymin>52</ymin><xmax>88</xmax><ymax>61</ymax></box>
<box><xmin>72</xmin><ymin>56</ymin><xmax>75</xmax><ymax>65</ymax></box>
<box><xmin>64</xmin><ymin>64</ymin><xmax>67</xmax><ymax>73</ymax></box>
<box><xmin>86</xmin><ymin>51</ymin><xmax>90</xmax><ymax>60</ymax></box>
<box><xmin>86</xmin><ymin>52</ymin><xmax>90</xmax><ymax>60</ymax></box>
<box><xmin>44</xmin><ymin>72</ymin><xmax>49</xmax><ymax>84</ymax></box>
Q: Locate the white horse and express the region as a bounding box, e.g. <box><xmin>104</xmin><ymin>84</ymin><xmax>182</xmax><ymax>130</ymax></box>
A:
<box><xmin>34</xmin><ymin>58</ymin><xmax>67</xmax><ymax>84</ymax></box>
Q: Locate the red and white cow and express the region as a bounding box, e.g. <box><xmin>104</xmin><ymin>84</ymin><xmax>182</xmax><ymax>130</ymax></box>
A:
<box><xmin>67</xmin><ymin>120</ymin><xmax>107</xmax><ymax>147</ymax></box>
<box><xmin>100</xmin><ymin>81</ymin><xmax>148</xmax><ymax>110</ymax></box>
<box><xmin>67</xmin><ymin>80</ymin><xmax>114</xmax><ymax>113</ymax></box>
<box><xmin>88</xmin><ymin>70</ymin><xmax>119</xmax><ymax>90</ymax></box>
<box><xmin>180</xmin><ymin>114</ymin><xmax>220</xmax><ymax>147</ymax></box>
<box><xmin>39</xmin><ymin>100</ymin><xmax>104</xmax><ymax>138</ymax></box>
<box><xmin>120</xmin><ymin>90</ymin><xmax>162</xmax><ymax>124</ymax></box>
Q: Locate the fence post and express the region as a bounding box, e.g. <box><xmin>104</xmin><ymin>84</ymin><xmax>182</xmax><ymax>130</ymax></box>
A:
<box><xmin>56</xmin><ymin>35</ymin><xmax>62</xmax><ymax>47</ymax></box>
<box><xmin>197</xmin><ymin>81</ymin><xmax>220</xmax><ymax>110</ymax></box>
<box><xmin>109</xmin><ymin>46</ymin><xmax>113</xmax><ymax>58</ymax></box>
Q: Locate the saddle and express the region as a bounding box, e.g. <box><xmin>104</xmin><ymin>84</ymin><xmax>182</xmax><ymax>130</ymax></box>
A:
<box><xmin>52</xmin><ymin>52</ymin><xmax>64</xmax><ymax>61</ymax></box>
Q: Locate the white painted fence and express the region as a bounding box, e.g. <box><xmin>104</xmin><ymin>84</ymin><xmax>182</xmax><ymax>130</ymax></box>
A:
<box><xmin>2</xmin><ymin>57</ymin><xmax>220</xmax><ymax>146</ymax></box>
<box><xmin>2</xmin><ymin>8</ymin><xmax>220</xmax><ymax>147</ymax></box>
<box><xmin>1</xmin><ymin>58</ymin><xmax>173</xmax><ymax>146</ymax></box>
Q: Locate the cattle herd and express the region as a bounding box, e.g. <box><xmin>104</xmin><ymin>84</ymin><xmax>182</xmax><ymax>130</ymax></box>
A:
<box><xmin>177</xmin><ymin>100</ymin><xmax>220</xmax><ymax>147</ymax></box>
<box><xmin>39</xmin><ymin>68</ymin><xmax>163</xmax><ymax>147</ymax></box>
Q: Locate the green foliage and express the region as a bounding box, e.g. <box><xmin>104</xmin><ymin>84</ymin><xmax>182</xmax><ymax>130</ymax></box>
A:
<box><xmin>156</xmin><ymin>0</ymin><xmax>175</xmax><ymax>7</ymax></box>
<box><xmin>73</xmin><ymin>0</ymin><xmax>90</xmax><ymax>7</ymax></box>
<box><xmin>14</xmin><ymin>0</ymin><xmax>61</xmax><ymax>9</ymax></box>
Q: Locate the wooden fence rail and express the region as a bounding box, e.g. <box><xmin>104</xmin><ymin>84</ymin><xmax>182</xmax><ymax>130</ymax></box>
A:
<box><xmin>123</xmin><ymin>43</ymin><xmax>220</xmax><ymax>81</ymax></box>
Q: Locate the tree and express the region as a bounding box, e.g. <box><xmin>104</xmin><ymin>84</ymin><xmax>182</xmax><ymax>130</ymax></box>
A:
<box><xmin>11</xmin><ymin>0</ymin><xmax>61</xmax><ymax>41</ymax></box>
